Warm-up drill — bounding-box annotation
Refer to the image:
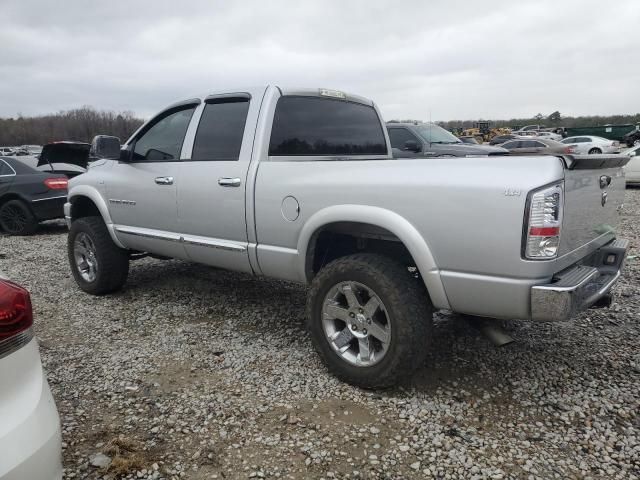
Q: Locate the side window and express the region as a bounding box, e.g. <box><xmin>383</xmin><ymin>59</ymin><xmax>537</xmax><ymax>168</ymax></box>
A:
<box><xmin>534</xmin><ymin>141</ymin><xmax>547</xmax><ymax>148</ymax></box>
<box><xmin>0</xmin><ymin>160</ymin><xmax>14</xmax><ymax>175</ymax></box>
<box><xmin>191</xmin><ymin>99</ymin><xmax>250</xmax><ymax>161</ymax></box>
<box><xmin>132</xmin><ymin>106</ymin><xmax>196</xmax><ymax>161</ymax></box>
<box><xmin>269</xmin><ymin>96</ymin><xmax>387</xmax><ymax>156</ymax></box>
<box><xmin>504</xmin><ymin>141</ymin><xmax>521</xmax><ymax>149</ymax></box>
<box><xmin>387</xmin><ymin>128</ymin><xmax>420</xmax><ymax>149</ymax></box>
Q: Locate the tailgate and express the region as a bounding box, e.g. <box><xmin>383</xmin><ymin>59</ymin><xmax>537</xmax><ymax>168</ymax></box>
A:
<box><xmin>559</xmin><ymin>155</ymin><xmax>629</xmax><ymax>256</ymax></box>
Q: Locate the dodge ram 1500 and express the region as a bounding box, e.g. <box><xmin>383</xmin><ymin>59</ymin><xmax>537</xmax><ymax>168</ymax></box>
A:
<box><xmin>64</xmin><ymin>86</ymin><xmax>629</xmax><ymax>387</ymax></box>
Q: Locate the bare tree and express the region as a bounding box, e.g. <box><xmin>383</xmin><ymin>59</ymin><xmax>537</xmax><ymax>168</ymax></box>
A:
<box><xmin>0</xmin><ymin>107</ymin><xmax>144</xmax><ymax>146</ymax></box>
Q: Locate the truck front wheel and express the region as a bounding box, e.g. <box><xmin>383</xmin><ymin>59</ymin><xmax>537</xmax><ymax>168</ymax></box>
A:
<box><xmin>68</xmin><ymin>216</ymin><xmax>129</xmax><ymax>295</ymax></box>
<box><xmin>306</xmin><ymin>253</ymin><xmax>433</xmax><ymax>388</ymax></box>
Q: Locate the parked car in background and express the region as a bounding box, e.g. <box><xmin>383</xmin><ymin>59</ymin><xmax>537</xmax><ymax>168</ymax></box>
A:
<box><xmin>536</xmin><ymin>131</ymin><xmax>562</xmax><ymax>141</ymax></box>
<box><xmin>0</xmin><ymin>157</ymin><xmax>68</xmax><ymax>235</ymax></box>
<box><xmin>65</xmin><ymin>86</ymin><xmax>628</xmax><ymax>388</ymax></box>
<box><xmin>489</xmin><ymin>134</ymin><xmax>519</xmax><ymax>145</ymax></box>
<box><xmin>0</xmin><ymin>148</ymin><xmax>15</xmax><ymax>156</ymax></box>
<box><xmin>18</xmin><ymin>145</ymin><xmax>43</xmax><ymax>156</ymax></box>
<box><xmin>621</xmin><ymin>144</ymin><xmax>640</xmax><ymax>185</ymax></box>
<box><xmin>561</xmin><ymin>135</ymin><xmax>620</xmax><ymax>154</ymax></box>
<box><xmin>458</xmin><ymin>136</ymin><xmax>480</xmax><ymax>144</ymax></box>
<box><xmin>501</xmin><ymin>138</ymin><xmax>575</xmax><ymax>155</ymax></box>
<box><xmin>388</xmin><ymin>122</ymin><xmax>508</xmax><ymax>157</ymax></box>
<box><xmin>518</xmin><ymin>124</ymin><xmax>543</xmax><ymax>132</ymax></box>
<box><xmin>623</xmin><ymin>126</ymin><xmax>640</xmax><ymax>147</ymax></box>
<box><xmin>0</xmin><ymin>275</ymin><xmax>63</xmax><ymax>479</ymax></box>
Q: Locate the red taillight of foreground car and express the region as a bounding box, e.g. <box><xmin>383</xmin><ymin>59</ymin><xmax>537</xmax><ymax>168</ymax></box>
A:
<box><xmin>44</xmin><ymin>178</ymin><xmax>68</xmax><ymax>190</ymax></box>
<box><xmin>0</xmin><ymin>280</ymin><xmax>33</xmax><ymax>341</ymax></box>
<box><xmin>564</xmin><ymin>146</ymin><xmax>576</xmax><ymax>154</ymax></box>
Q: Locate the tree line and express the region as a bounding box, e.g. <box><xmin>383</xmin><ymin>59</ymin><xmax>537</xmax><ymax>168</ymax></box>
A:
<box><xmin>0</xmin><ymin>107</ymin><xmax>144</xmax><ymax>147</ymax></box>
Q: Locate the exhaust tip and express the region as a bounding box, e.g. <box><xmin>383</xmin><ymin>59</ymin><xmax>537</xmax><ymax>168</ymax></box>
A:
<box><xmin>590</xmin><ymin>294</ymin><xmax>613</xmax><ymax>309</ymax></box>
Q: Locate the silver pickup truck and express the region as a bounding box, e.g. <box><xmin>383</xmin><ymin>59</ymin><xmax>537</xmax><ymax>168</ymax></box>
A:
<box><xmin>64</xmin><ymin>86</ymin><xmax>629</xmax><ymax>388</ymax></box>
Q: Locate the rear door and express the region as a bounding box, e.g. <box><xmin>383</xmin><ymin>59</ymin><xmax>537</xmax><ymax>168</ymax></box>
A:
<box><xmin>177</xmin><ymin>90</ymin><xmax>264</xmax><ymax>273</ymax></box>
<box><xmin>106</xmin><ymin>103</ymin><xmax>197</xmax><ymax>258</ymax></box>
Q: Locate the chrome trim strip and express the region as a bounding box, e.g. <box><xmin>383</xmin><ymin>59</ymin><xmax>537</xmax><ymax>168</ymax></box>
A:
<box><xmin>0</xmin><ymin>328</ymin><xmax>34</xmax><ymax>360</ymax></box>
<box><xmin>31</xmin><ymin>195</ymin><xmax>68</xmax><ymax>203</ymax></box>
<box><xmin>114</xmin><ymin>225</ymin><xmax>246</xmax><ymax>252</ymax></box>
<box><xmin>181</xmin><ymin>234</ymin><xmax>247</xmax><ymax>252</ymax></box>
<box><xmin>114</xmin><ymin>225</ymin><xmax>182</xmax><ymax>243</ymax></box>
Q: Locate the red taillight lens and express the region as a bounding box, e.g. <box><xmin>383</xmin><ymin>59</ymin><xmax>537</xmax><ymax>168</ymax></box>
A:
<box><xmin>524</xmin><ymin>184</ymin><xmax>564</xmax><ymax>259</ymax></box>
<box><xmin>44</xmin><ymin>178</ymin><xmax>68</xmax><ymax>190</ymax></box>
<box><xmin>564</xmin><ymin>146</ymin><xmax>575</xmax><ymax>154</ymax></box>
<box><xmin>0</xmin><ymin>280</ymin><xmax>33</xmax><ymax>340</ymax></box>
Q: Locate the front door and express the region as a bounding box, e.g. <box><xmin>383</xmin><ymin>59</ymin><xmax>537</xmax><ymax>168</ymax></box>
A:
<box><xmin>106</xmin><ymin>104</ymin><xmax>197</xmax><ymax>259</ymax></box>
<box><xmin>177</xmin><ymin>92</ymin><xmax>262</xmax><ymax>273</ymax></box>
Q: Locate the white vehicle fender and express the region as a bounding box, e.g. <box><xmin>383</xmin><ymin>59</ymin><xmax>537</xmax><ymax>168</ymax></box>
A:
<box><xmin>67</xmin><ymin>185</ymin><xmax>125</xmax><ymax>248</ymax></box>
<box><xmin>296</xmin><ymin>205</ymin><xmax>451</xmax><ymax>310</ymax></box>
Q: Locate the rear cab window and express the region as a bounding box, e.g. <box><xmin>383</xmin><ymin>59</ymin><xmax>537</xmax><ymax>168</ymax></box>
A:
<box><xmin>269</xmin><ymin>96</ymin><xmax>387</xmax><ymax>157</ymax></box>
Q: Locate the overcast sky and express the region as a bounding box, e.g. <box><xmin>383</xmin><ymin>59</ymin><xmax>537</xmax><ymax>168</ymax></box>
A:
<box><xmin>1</xmin><ymin>0</ymin><xmax>638</xmax><ymax>121</ymax></box>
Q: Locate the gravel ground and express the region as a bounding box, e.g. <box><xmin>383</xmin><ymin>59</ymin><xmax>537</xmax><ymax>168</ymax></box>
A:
<box><xmin>2</xmin><ymin>189</ymin><xmax>639</xmax><ymax>480</ymax></box>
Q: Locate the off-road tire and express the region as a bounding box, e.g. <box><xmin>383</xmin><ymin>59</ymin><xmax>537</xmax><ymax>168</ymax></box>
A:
<box><xmin>0</xmin><ymin>199</ymin><xmax>38</xmax><ymax>235</ymax></box>
<box><xmin>588</xmin><ymin>147</ymin><xmax>602</xmax><ymax>154</ymax></box>
<box><xmin>306</xmin><ymin>253</ymin><xmax>433</xmax><ymax>389</ymax></box>
<box><xmin>68</xmin><ymin>216</ymin><xmax>129</xmax><ymax>295</ymax></box>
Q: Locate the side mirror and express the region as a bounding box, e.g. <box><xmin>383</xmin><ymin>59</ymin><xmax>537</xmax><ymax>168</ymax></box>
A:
<box><xmin>403</xmin><ymin>140</ymin><xmax>421</xmax><ymax>153</ymax></box>
<box><xmin>90</xmin><ymin>135</ymin><xmax>121</xmax><ymax>160</ymax></box>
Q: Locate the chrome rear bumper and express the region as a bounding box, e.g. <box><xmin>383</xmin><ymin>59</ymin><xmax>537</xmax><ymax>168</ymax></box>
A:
<box><xmin>531</xmin><ymin>238</ymin><xmax>628</xmax><ymax>321</ymax></box>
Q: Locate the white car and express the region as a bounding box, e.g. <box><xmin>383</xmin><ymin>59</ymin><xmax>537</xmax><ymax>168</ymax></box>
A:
<box><xmin>561</xmin><ymin>135</ymin><xmax>620</xmax><ymax>154</ymax></box>
<box><xmin>0</xmin><ymin>148</ymin><xmax>15</xmax><ymax>156</ymax></box>
<box><xmin>0</xmin><ymin>278</ymin><xmax>62</xmax><ymax>479</ymax></box>
<box><xmin>536</xmin><ymin>131</ymin><xmax>562</xmax><ymax>141</ymax></box>
<box><xmin>622</xmin><ymin>144</ymin><xmax>640</xmax><ymax>185</ymax></box>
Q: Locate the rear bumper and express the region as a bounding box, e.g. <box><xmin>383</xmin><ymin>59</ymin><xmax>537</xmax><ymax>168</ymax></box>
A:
<box><xmin>0</xmin><ymin>338</ymin><xmax>62</xmax><ymax>480</ymax></box>
<box><xmin>531</xmin><ymin>238</ymin><xmax>628</xmax><ymax>321</ymax></box>
<box><xmin>31</xmin><ymin>195</ymin><xmax>66</xmax><ymax>221</ymax></box>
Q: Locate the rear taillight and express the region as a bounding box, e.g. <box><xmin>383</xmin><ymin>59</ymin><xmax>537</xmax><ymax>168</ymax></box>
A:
<box><xmin>564</xmin><ymin>146</ymin><xmax>576</xmax><ymax>154</ymax></box>
<box><xmin>0</xmin><ymin>280</ymin><xmax>33</xmax><ymax>341</ymax></box>
<box><xmin>44</xmin><ymin>177</ymin><xmax>68</xmax><ymax>190</ymax></box>
<box><xmin>524</xmin><ymin>183</ymin><xmax>564</xmax><ymax>259</ymax></box>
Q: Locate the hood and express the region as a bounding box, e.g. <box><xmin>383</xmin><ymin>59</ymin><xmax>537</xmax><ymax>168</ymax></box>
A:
<box><xmin>38</xmin><ymin>141</ymin><xmax>90</xmax><ymax>169</ymax></box>
<box><xmin>429</xmin><ymin>143</ymin><xmax>508</xmax><ymax>156</ymax></box>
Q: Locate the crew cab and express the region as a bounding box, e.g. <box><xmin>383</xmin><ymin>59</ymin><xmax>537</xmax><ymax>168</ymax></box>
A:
<box><xmin>64</xmin><ymin>86</ymin><xmax>629</xmax><ymax>388</ymax></box>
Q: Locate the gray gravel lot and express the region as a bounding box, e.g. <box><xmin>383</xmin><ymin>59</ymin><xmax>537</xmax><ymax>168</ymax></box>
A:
<box><xmin>1</xmin><ymin>189</ymin><xmax>639</xmax><ymax>480</ymax></box>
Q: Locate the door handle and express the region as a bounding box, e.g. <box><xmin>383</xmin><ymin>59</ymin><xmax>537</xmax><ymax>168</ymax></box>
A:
<box><xmin>155</xmin><ymin>176</ymin><xmax>174</xmax><ymax>185</ymax></box>
<box><xmin>218</xmin><ymin>177</ymin><xmax>241</xmax><ymax>187</ymax></box>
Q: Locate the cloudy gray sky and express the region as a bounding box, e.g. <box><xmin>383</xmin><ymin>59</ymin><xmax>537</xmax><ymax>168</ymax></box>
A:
<box><xmin>1</xmin><ymin>0</ymin><xmax>638</xmax><ymax>121</ymax></box>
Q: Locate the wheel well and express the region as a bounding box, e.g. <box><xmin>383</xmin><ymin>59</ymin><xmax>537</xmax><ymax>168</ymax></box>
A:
<box><xmin>0</xmin><ymin>193</ymin><xmax>27</xmax><ymax>206</ymax></box>
<box><xmin>0</xmin><ymin>193</ymin><xmax>32</xmax><ymax>213</ymax></box>
<box><xmin>70</xmin><ymin>196</ymin><xmax>101</xmax><ymax>220</ymax></box>
<box><xmin>306</xmin><ymin>222</ymin><xmax>417</xmax><ymax>280</ymax></box>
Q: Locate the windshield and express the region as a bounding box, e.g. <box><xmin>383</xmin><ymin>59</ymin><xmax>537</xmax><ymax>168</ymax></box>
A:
<box><xmin>413</xmin><ymin>123</ymin><xmax>461</xmax><ymax>144</ymax></box>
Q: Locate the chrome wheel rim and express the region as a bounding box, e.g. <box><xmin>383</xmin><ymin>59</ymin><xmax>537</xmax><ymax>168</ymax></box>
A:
<box><xmin>74</xmin><ymin>232</ymin><xmax>98</xmax><ymax>282</ymax></box>
<box><xmin>322</xmin><ymin>281</ymin><xmax>391</xmax><ymax>367</ymax></box>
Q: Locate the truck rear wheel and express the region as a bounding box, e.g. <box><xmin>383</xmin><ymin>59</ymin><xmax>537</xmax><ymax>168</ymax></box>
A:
<box><xmin>306</xmin><ymin>253</ymin><xmax>433</xmax><ymax>388</ymax></box>
<box><xmin>68</xmin><ymin>216</ymin><xmax>129</xmax><ymax>295</ymax></box>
